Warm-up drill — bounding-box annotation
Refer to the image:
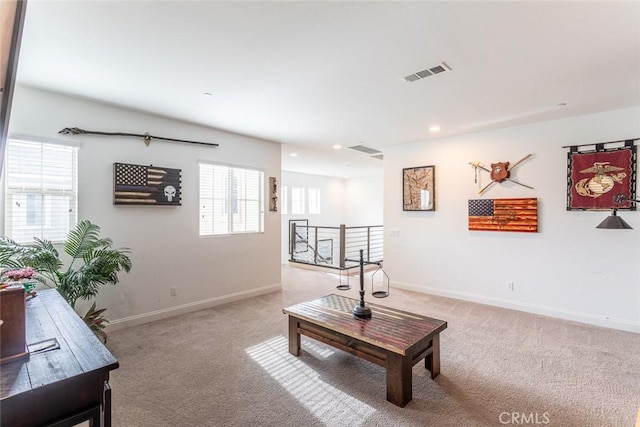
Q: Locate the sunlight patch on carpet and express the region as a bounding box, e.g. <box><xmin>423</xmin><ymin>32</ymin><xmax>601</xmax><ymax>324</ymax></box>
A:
<box><xmin>246</xmin><ymin>336</ymin><xmax>376</xmax><ymax>425</ymax></box>
<box><xmin>301</xmin><ymin>339</ymin><xmax>336</xmax><ymax>360</ymax></box>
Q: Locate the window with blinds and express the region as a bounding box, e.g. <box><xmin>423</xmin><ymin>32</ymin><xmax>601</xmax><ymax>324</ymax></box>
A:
<box><xmin>291</xmin><ymin>186</ymin><xmax>305</xmax><ymax>215</ymax></box>
<box><xmin>4</xmin><ymin>138</ymin><xmax>79</xmax><ymax>243</ymax></box>
<box><xmin>199</xmin><ymin>162</ymin><xmax>264</xmax><ymax>236</ymax></box>
<box><xmin>308</xmin><ymin>188</ymin><xmax>321</xmax><ymax>214</ymax></box>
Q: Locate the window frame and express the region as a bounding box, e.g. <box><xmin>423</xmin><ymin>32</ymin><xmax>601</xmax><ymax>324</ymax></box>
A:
<box><xmin>308</xmin><ymin>187</ymin><xmax>321</xmax><ymax>215</ymax></box>
<box><xmin>199</xmin><ymin>161</ymin><xmax>265</xmax><ymax>237</ymax></box>
<box><xmin>3</xmin><ymin>135</ymin><xmax>79</xmax><ymax>244</ymax></box>
<box><xmin>291</xmin><ymin>186</ymin><xmax>306</xmax><ymax>215</ymax></box>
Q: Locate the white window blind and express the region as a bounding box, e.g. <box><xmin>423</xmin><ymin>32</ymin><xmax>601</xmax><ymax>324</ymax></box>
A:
<box><xmin>291</xmin><ymin>186</ymin><xmax>305</xmax><ymax>215</ymax></box>
<box><xmin>4</xmin><ymin>138</ymin><xmax>78</xmax><ymax>243</ymax></box>
<box><xmin>308</xmin><ymin>188</ymin><xmax>321</xmax><ymax>214</ymax></box>
<box><xmin>199</xmin><ymin>163</ymin><xmax>264</xmax><ymax>236</ymax></box>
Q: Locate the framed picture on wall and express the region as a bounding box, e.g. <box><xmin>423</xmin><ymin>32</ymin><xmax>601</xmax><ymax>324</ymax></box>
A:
<box><xmin>403</xmin><ymin>165</ymin><xmax>435</xmax><ymax>211</ymax></box>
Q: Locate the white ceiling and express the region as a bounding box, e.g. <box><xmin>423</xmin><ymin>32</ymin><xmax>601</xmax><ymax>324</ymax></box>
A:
<box><xmin>14</xmin><ymin>1</ymin><xmax>640</xmax><ymax>178</ymax></box>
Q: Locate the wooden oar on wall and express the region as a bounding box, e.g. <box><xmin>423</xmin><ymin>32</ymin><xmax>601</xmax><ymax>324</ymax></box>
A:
<box><xmin>58</xmin><ymin>127</ymin><xmax>219</xmax><ymax>147</ymax></box>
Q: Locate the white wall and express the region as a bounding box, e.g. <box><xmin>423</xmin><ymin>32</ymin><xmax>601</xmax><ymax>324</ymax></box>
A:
<box><xmin>344</xmin><ymin>174</ymin><xmax>383</xmax><ymax>226</ymax></box>
<box><xmin>384</xmin><ymin>106</ymin><xmax>640</xmax><ymax>333</ymax></box>
<box><xmin>280</xmin><ymin>171</ymin><xmax>383</xmax><ymax>263</ymax></box>
<box><xmin>282</xmin><ymin>171</ymin><xmax>345</xmax><ymax>223</ymax></box>
<box><xmin>7</xmin><ymin>86</ymin><xmax>282</xmax><ymax>330</ymax></box>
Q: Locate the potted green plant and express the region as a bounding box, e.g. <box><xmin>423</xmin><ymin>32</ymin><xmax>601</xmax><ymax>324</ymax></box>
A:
<box><xmin>0</xmin><ymin>220</ymin><xmax>132</xmax><ymax>342</ymax></box>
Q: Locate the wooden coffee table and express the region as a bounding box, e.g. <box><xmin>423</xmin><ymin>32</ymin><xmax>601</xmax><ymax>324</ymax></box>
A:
<box><xmin>283</xmin><ymin>294</ymin><xmax>447</xmax><ymax>407</ymax></box>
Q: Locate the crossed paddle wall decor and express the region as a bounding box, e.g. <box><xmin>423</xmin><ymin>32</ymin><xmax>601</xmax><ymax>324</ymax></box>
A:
<box><xmin>469</xmin><ymin>154</ymin><xmax>533</xmax><ymax>194</ymax></box>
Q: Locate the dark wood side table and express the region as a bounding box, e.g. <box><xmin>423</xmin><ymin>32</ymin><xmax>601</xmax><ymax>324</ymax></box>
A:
<box><xmin>1</xmin><ymin>289</ymin><xmax>119</xmax><ymax>427</ymax></box>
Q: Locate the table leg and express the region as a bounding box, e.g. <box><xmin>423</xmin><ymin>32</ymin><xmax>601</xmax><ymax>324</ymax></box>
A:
<box><xmin>288</xmin><ymin>316</ymin><xmax>300</xmax><ymax>356</ymax></box>
<box><xmin>425</xmin><ymin>334</ymin><xmax>440</xmax><ymax>379</ymax></box>
<box><xmin>103</xmin><ymin>379</ymin><xmax>112</xmax><ymax>427</ymax></box>
<box><xmin>386</xmin><ymin>352</ymin><xmax>412</xmax><ymax>407</ymax></box>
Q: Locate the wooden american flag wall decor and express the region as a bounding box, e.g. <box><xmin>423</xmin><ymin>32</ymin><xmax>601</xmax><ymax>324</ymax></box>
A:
<box><xmin>468</xmin><ymin>198</ymin><xmax>538</xmax><ymax>232</ymax></box>
<box><xmin>113</xmin><ymin>163</ymin><xmax>182</xmax><ymax>206</ymax></box>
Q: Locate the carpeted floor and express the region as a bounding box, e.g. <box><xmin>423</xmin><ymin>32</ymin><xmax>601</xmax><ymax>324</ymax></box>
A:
<box><xmin>107</xmin><ymin>265</ymin><xmax>640</xmax><ymax>426</ymax></box>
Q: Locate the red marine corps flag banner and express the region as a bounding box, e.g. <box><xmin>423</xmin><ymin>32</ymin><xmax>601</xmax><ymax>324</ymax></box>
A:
<box><xmin>567</xmin><ymin>140</ymin><xmax>637</xmax><ymax>211</ymax></box>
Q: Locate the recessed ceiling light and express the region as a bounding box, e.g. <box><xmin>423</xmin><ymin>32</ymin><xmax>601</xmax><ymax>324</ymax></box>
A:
<box><xmin>290</xmin><ymin>153</ymin><xmax>298</xmax><ymax>157</ymax></box>
<box><xmin>429</xmin><ymin>126</ymin><xmax>441</xmax><ymax>132</ymax></box>
<box><xmin>203</xmin><ymin>92</ymin><xmax>213</xmax><ymax>97</ymax></box>
<box><xmin>333</xmin><ymin>144</ymin><xmax>342</xmax><ymax>150</ymax></box>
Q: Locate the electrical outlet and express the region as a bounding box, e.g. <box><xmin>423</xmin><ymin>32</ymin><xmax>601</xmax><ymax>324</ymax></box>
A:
<box><xmin>508</xmin><ymin>282</ymin><xmax>514</xmax><ymax>291</ymax></box>
<box><xmin>170</xmin><ymin>286</ymin><xmax>178</xmax><ymax>296</ymax></box>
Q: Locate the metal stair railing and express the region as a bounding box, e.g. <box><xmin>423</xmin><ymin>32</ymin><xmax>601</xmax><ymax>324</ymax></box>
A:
<box><xmin>290</xmin><ymin>223</ymin><xmax>383</xmax><ymax>270</ymax></box>
<box><xmin>291</xmin><ymin>230</ymin><xmax>332</xmax><ymax>265</ymax></box>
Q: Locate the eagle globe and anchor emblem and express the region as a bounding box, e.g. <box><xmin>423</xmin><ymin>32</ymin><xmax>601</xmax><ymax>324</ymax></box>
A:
<box><xmin>490</xmin><ymin>162</ymin><xmax>510</xmax><ymax>183</ymax></box>
<box><xmin>575</xmin><ymin>162</ymin><xmax>627</xmax><ymax>198</ymax></box>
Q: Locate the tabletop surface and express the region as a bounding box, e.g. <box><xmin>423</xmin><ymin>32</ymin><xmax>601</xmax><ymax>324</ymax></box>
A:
<box><xmin>283</xmin><ymin>294</ymin><xmax>447</xmax><ymax>355</ymax></box>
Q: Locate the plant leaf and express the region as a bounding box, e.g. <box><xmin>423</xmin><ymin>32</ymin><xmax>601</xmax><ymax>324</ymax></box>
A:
<box><xmin>64</xmin><ymin>220</ymin><xmax>102</xmax><ymax>261</ymax></box>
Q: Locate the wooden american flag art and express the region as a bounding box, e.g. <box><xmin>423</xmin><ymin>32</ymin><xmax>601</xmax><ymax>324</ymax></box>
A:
<box><xmin>113</xmin><ymin>163</ymin><xmax>182</xmax><ymax>205</ymax></box>
<box><xmin>468</xmin><ymin>198</ymin><xmax>538</xmax><ymax>232</ymax></box>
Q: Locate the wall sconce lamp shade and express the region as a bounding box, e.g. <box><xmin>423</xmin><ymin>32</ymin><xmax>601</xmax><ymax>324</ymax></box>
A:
<box><xmin>596</xmin><ymin>194</ymin><xmax>640</xmax><ymax>229</ymax></box>
<box><xmin>596</xmin><ymin>209</ymin><xmax>633</xmax><ymax>229</ymax></box>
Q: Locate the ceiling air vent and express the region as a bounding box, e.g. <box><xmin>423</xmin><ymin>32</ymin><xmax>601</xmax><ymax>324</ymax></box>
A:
<box><xmin>348</xmin><ymin>144</ymin><xmax>383</xmax><ymax>155</ymax></box>
<box><xmin>429</xmin><ymin>64</ymin><xmax>447</xmax><ymax>74</ymax></box>
<box><xmin>416</xmin><ymin>69</ymin><xmax>433</xmax><ymax>79</ymax></box>
<box><xmin>404</xmin><ymin>62</ymin><xmax>451</xmax><ymax>83</ymax></box>
<box><xmin>372</xmin><ymin>154</ymin><xmax>384</xmax><ymax>160</ymax></box>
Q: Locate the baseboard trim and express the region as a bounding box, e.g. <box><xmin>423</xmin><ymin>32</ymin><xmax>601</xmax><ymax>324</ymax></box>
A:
<box><xmin>391</xmin><ymin>281</ymin><xmax>640</xmax><ymax>334</ymax></box>
<box><xmin>106</xmin><ymin>284</ymin><xmax>281</xmax><ymax>332</ymax></box>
